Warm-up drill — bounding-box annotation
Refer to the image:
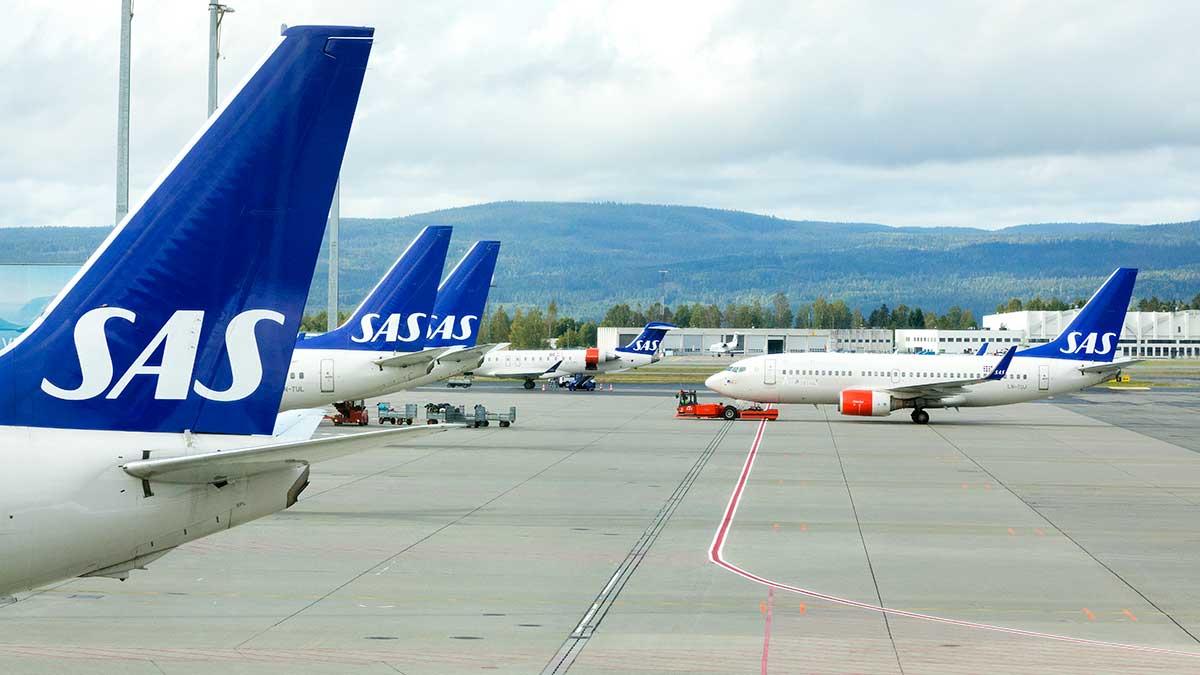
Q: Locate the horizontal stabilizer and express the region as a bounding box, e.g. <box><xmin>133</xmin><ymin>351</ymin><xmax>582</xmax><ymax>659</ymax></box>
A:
<box><xmin>374</xmin><ymin>348</ymin><xmax>450</xmax><ymax>369</ymax></box>
<box><xmin>122</xmin><ymin>425</ymin><xmax>448</xmax><ymax>484</ymax></box>
<box><xmin>436</xmin><ymin>343</ymin><xmax>499</xmax><ymax>367</ymax></box>
<box><xmin>1079</xmin><ymin>358</ymin><xmax>1141</xmax><ymax>374</ymax></box>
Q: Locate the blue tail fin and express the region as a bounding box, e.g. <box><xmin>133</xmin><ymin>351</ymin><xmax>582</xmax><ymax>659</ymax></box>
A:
<box><xmin>614</xmin><ymin>322</ymin><xmax>676</xmax><ymax>355</ymax></box>
<box><xmin>1017</xmin><ymin>268</ymin><xmax>1136</xmax><ymax>362</ymax></box>
<box><xmin>298</xmin><ymin>226</ymin><xmax>452</xmax><ymax>353</ymax></box>
<box><xmin>0</xmin><ymin>26</ymin><xmax>374</xmax><ymax>435</ymax></box>
<box><xmin>425</xmin><ymin>241</ymin><xmax>501</xmax><ymax>349</ymax></box>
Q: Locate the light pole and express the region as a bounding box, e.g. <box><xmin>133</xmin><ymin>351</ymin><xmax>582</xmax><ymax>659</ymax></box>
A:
<box><xmin>115</xmin><ymin>0</ymin><xmax>133</xmax><ymax>224</ymax></box>
<box><xmin>207</xmin><ymin>2</ymin><xmax>234</xmax><ymax>117</ymax></box>
<box><xmin>326</xmin><ymin>182</ymin><xmax>339</xmax><ymax>331</ymax></box>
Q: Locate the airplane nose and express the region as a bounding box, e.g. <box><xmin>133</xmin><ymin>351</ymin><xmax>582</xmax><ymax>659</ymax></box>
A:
<box><xmin>705</xmin><ymin>372</ymin><xmax>724</xmax><ymax>393</ymax></box>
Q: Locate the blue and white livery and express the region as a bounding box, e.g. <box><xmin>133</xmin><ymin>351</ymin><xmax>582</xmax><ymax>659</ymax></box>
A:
<box><xmin>281</xmin><ymin>236</ymin><xmax>502</xmax><ymax>409</ymax></box>
<box><xmin>0</xmin><ymin>26</ymin><xmax>445</xmax><ymax>598</ymax></box>
<box><xmin>474</xmin><ymin>322</ymin><xmax>677</xmax><ymax>389</ymax></box>
<box><xmin>707</xmin><ymin>269</ymin><xmax>1139</xmax><ymax>424</ymax></box>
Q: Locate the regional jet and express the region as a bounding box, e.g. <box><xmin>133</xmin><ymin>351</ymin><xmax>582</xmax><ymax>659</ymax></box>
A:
<box><xmin>706</xmin><ymin>269</ymin><xmax>1137</xmax><ymax>424</ymax></box>
<box><xmin>472</xmin><ymin>322</ymin><xmax>676</xmax><ymax>388</ymax></box>
<box><xmin>0</xmin><ymin>26</ymin><xmax>446</xmax><ymax>598</ymax></box>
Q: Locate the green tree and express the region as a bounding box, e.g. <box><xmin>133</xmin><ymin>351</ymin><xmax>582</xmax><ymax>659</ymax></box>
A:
<box><xmin>482</xmin><ymin>306</ymin><xmax>511</xmax><ymax>342</ymax></box>
<box><xmin>770</xmin><ymin>292</ymin><xmax>793</xmax><ymax>329</ymax></box>
<box><xmin>508</xmin><ymin>308</ymin><xmax>548</xmax><ymax>349</ymax></box>
<box><xmin>601</xmin><ymin>303</ymin><xmax>636</xmax><ymax>326</ymax></box>
<box><xmin>578</xmin><ymin>321</ymin><xmax>598</xmax><ymax>347</ymax></box>
<box><xmin>672</xmin><ymin>303</ymin><xmax>693</xmax><ymax>327</ymax></box>
<box><xmin>546</xmin><ymin>300</ymin><xmax>558</xmax><ymax>338</ymax></box>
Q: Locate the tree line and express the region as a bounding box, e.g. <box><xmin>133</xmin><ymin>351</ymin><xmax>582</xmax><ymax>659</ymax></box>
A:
<box><xmin>996</xmin><ymin>293</ymin><xmax>1200</xmax><ymax>313</ymax></box>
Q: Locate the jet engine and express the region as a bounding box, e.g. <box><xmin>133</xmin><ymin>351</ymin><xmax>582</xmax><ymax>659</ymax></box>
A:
<box><xmin>583</xmin><ymin>347</ymin><xmax>622</xmax><ymax>370</ymax></box>
<box><xmin>838</xmin><ymin>389</ymin><xmax>896</xmax><ymax>417</ymax></box>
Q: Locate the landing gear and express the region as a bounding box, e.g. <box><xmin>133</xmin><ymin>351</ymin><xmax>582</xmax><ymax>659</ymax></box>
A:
<box><xmin>523</xmin><ymin>379</ymin><xmax>535</xmax><ymax>390</ymax></box>
<box><xmin>911</xmin><ymin>409</ymin><xmax>929</xmax><ymax>425</ymax></box>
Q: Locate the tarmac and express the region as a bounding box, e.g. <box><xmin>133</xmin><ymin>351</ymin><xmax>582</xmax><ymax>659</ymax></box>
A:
<box><xmin>2</xmin><ymin>384</ymin><xmax>1200</xmax><ymax>673</ymax></box>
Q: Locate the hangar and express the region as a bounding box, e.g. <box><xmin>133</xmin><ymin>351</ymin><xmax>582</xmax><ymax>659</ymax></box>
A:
<box><xmin>985</xmin><ymin>309</ymin><xmax>1200</xmax><ymax>359</ymax></box>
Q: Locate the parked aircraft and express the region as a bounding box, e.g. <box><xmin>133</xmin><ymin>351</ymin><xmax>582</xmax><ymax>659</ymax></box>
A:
<box><xmin>281</xmin><ymin>225</ymin><xmax>452</xmax><ymax>411</ymax></box>
<box><xmin>473</xmin><ymin>322</ymin><xmax>676</xmax><ymax>388</ymax></box>
<box><xmin>706</xmin><ymin>268</ymin><xmax>1137</xmax><ymax>424</ymax></box>
<box><xmin>708</xmin><ymin>333</ymin><xmax>741</xmax><ymax>356</ymax></box>
<box><xmin>391</xmin><ymin>240</ymin><xmax>502</xmax><ymax>390</ymax></box>
<box><xmin>0</xmin><ymin>26</ymin><xmax>444</xmax><ymax>598</ymax></box>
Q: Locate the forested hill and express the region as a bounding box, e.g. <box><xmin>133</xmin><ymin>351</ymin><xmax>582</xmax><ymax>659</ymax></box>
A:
<box><xmin>2</xmin><ymin>202</ymin><xmax>1198</xmax><ymax>320</ymax></box>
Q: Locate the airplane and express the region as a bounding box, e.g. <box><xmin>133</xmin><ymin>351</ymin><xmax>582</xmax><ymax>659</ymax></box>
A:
<box><xmin>0</xmin><ymin>25</ymin><xmax>446</xmax><ymax>598</ymax></box>
<box><xmin>281</xmin><ymin>236</ymin><xmax>501</xmax><ymax>412</ymax></box>
<box><xmin>706</xmin><ymin>268</ymin><xmax>1138</xmax><ymax>424</ymax></box>
<box><xmin>708</xmin><ymin>333</ymin><xmax>741</xmax><ymax>356</ymax></box>
<box><xmin>388</xmin><ymin>240</ymin><xmax>502</xmax><ymax>390</ymax></box>
<box><xmin>472</xmin><ymin>322</ymin><xmax>677</xmax><ymax>389</ymax></box>
<box><xmin>281</xmin><ymin>225</ymin><xmax>452</xmax><ymax>411</ymax></box>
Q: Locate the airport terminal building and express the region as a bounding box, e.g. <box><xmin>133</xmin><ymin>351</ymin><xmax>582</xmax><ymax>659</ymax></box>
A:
<box><xmin>601</xmin><ymin>309</ymin><xmax>1200</xmax><ymax>359</ymax></box>
<box><xmin>597</xmin><ymin>326</ymin><xmax>894</xmax><ymax>355</ymax></box>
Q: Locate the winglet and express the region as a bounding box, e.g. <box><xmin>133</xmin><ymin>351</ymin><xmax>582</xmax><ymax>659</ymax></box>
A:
<box><xmin>975</xmin><ymin>342</ymin><xmax>989</xmax><ymax>357</ymax></box>
<box><xmin>985</xmin><ymin>346</ymin><xmax>1017</xmax><ymax>380</ymax></box>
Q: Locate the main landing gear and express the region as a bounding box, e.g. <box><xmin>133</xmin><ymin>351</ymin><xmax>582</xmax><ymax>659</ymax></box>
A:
<box><xmin>910</xmin><ymin>408</ymin><xmax>930</xmax><ymax>425</ymax></box>
<box><xmin>523</xmin><ymin>379</ymin><xmax>535</xmax><ymax>390</ymax></box>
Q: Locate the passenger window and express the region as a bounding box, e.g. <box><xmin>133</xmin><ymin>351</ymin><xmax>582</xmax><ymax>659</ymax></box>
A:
<box><xmin>289</xmin><ymin>372</ymin><xmax>294</xmax><ymax>379</ymax></box>
<box><xmin>299</xmin><ymin>372</ymin><xmax>304</xmax><ymax>379</ymax></box>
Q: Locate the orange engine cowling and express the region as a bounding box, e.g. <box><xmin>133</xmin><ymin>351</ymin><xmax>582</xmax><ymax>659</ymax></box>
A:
<box><xmin>838</xmin><ymin>389</ymin><xmax>893</xmax><ymax>417</ymax></box>
<box><xmin>585</xmin><ymin>347</ymin><xmax>600</xmax><ymax>370</ymax></box>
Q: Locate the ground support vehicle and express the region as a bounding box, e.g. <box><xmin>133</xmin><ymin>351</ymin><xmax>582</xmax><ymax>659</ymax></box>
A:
<box><xmin>377</xmin><ymin>402</ymin><xmax>418</xmax><ymax>425</ymax></box>
<box><xmin>674</xmin><ymin>389</ymin><xmax>778</xmax><ymax>421</ymax></box>
<box><xmin>327</xmin><ymin>400</ymin><xmax>370</xmax><ymax>426</ymax></box>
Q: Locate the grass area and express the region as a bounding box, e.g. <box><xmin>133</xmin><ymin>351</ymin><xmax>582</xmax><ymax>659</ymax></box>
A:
<box><xmin>596</xmin><ymin>363</ymin><xmax>724</xmax><ymax>384</ymax></box>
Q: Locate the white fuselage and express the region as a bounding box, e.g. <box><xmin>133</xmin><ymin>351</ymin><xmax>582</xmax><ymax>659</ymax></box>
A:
<box><xmin>0</xmin><ymin>426</ymin><xmax>307</xmax><ymax>596</ymax></box>
<box><xmin>707</xmin><ymin>352</ymin><xmax>1109</xmax><ymax>407</ymax></box>
<box><xmin>472</xmin><ymin>349</ymin><xmax>654</xmax><ymax>380</ymax></box>
<box><xmin>280</xmin><ymin>348</ymin><xmax>436</xmax><ymax>410</ymax></box>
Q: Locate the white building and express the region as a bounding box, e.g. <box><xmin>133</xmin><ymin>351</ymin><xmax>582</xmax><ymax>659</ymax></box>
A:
<box><xmin>894</xmin><ymin>328</ymin><xmax>1026</xmax><ymax>355</ymax></box>
<box><xmin>597</xmin><ymin>326</ymin><xmax>893</xmax><ymax>355</ymax></box>
<box><xmin>983</xmin><ymin>310</ymin><xmax>1200</xmax><ymax>359</ymax></box>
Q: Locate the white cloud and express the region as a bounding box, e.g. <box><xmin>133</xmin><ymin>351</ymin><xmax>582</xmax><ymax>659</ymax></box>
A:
<box><xmin>2</xmin><ymin>0</ymin><xmax>1198</xmax><ymax>228</ymax></box>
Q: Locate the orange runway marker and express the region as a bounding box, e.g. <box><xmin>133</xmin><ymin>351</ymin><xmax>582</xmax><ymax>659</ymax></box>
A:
<box><xmin>759</xmin><ymin>601</ymin><xmax>767</xmax><ymax>615</ymax></box>
<box><xmin>799</xmin><ymin>522</ymin><xmax>808</xmax><ymax>532</ymax></box>
<box><xmin>799</xmin><ymin>602</ymin><xmax>807</xmax><ymax>615</ymax></box>
<box><xmin>1007</xmin><ymin>527</ymin><xmax>1016</xmax><ymax>536</ymax></box>
<box><xmin>772</xmin><ymin>523</ymin><xmax>780</xmax><ymax>532</ymax></box>
<box><xmin>984</xmin><ymin>483</ymin><xmax>992</xmax><ymax>490</ymax></box>
<box><xmin>961</xmin><ymin>483</ymin><xmax>968</xmax><ymax>489</ymax></box>
<box><xmin>1083</xmin><ymin>608</ymin><xmax>1096</xmax><ymax>621</ymax></box>
<box><xmin>1123</xmin><ymin>609</ymin><xmax>1139</xmax><ymax>622</ymax></box>
<box><xmin>1035</xmin><ymin>528</ymin><xmax>1045</xmax><ymax>537</ymax></box>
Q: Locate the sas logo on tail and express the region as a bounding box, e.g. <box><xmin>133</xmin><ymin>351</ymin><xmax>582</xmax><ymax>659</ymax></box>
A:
<box><xmin>350</xmin><ymin>313</ymin><xmax>478</xmax><ymax>343</ymax></box>
<box><xmin>427</xmin><ymin>314</ymin><xmax>478</xmax><ymax>341</ymax></box>
<box><xmin>633</xmin><ymin>339</ymin><xmax>661</xmax><ymax>352</ymax></box>
<box><xmin>41</xmin><ymin>308</ymin><xmax>283</xmax><ymax>402</ymax></box>
<box><xmin>352</xmin><ymin>312</ymin><xmax>428</xmax><ymax>343</ymax></box>
<box><xmin>1061</xmin><ymin>331</ymin><xmax>1118</xmax><ymax>356</ymax></box>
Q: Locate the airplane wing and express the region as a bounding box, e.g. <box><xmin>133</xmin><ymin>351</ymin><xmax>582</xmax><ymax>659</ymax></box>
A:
<box><xmin>373</xmin><ymin>347</ymin><xmax>451</xmax><ymax>370</ymax></box>
<box><xmin>121</xmin><ymin>425</ymin><xmax>450</xmax><ymax>485</ymax></box>
<box><xmin>886</xmin><ymin>347</ymin><xmax>1017</xmax><ymax>400</ymax></box>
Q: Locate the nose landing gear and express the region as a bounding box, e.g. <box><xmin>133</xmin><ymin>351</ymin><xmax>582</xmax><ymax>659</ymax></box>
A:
<box><xmin>910</xmin><ymin>408</ymin><xmax>930</xmax><ymax>425</ymax></box>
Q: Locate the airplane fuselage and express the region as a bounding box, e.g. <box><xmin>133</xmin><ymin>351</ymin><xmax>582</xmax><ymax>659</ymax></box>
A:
<box><xmin>0</xmin><ymin>426</ymin><xmax>308</xmax><ymax>595</ymax></box>
<box><xmin>281</xmin><ymin>348</ymin><xmax>435</xmax><ymax>409</ymax></box>
<box><xmin>472</xmin><ymin>349</ymin><xmax>654</xmax><ymax>380</ymax></box>
<box><xmin>707</xmin><ymin>352</ymin><xmax>1110</xmax><ymax>407</ymax></box>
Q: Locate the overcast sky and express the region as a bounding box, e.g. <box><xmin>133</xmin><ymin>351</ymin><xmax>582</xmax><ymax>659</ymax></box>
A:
<box><xmin>3</xmin><ymin>1</ymin><xmax>1198</xmax><ymax>228</ymax></box>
